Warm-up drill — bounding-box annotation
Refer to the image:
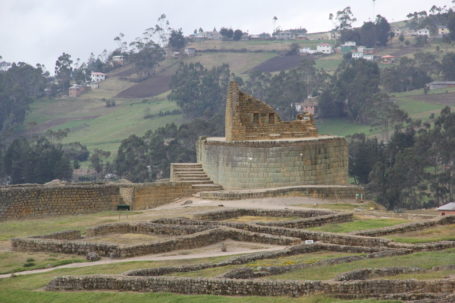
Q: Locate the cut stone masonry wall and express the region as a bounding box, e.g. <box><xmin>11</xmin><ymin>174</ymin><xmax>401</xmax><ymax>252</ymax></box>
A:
<box><xmin>0</xmin><ymin>182</ymin><xmax>193</xmax><ymax>221</ymax></box>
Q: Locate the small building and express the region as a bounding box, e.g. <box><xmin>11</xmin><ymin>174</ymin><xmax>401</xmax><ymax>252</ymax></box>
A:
<box><xmin>392</xmin><ymin>27</ymin><xmax>402</xmax><ymax>36</ymax></box>
<box><xmin>273</xmin><ymin>30</ymin><xmax>295</xmax><ymax>40</ymax></box>
<box><xmin>438</xmin><ymin>26</ymin><xmax>450</xmax><ymax>37</ymax></box>
<box><xmin>91</xmin><ymin>72</ymin><xmax>106</xmax><ymax>83</ymax></box>
<box><xmin>343</xmin><ymin>41</ymin><xmax>357</xmax><ymax>47</ymax></box>
<box><xmin>184</xmin><ymin>48</ymin><xmax>196</xmax><ymax>56</ymax></box>
<box><xmin>352</xmin><ymin>52</ymin><xmax>363</xmax><ymax>59</ymax></box>
<box><xmin>111</xmin><ymin>55</ymin><xmax>124</xmax><ymax>65</ymax></box>
<box><xmin>300</xmin><ymin>47</ymin><xmax>317</xmax><ymax>55</ymax></box>
<box><xmin>437</xmin><ymin>202</ymin><xmax>455</xmax><ymax>216</ymax></box>
<box><xmin>363</xmin><ymin>48</ymin><xmax>375</xmax><ymax>55</ymax></box>
<box><xmin>327</xmin><ymin>31</ymin><xmax>340</xmax><ymax>40</ymax></box>
<box><xmin>68</xmin><ymin>84</ymin><xmax>87</xmax><ymax>97</ymax></box>
<box><xmin>415</xmin><ymin>28</ymin><xmax>430</xmax><ymax>37</ymax></box>
<box><xmin>363</xmin><ymin>54</ymin><xmax>375</xmax><ymax>61</ymax></box>
<box><xmin>427</xmin><ymin>81</ymin><xmax>455</xmax><ymax>90</ymax></box>
<box><xmin>295</xmin><ymin>97</ymin><xmax>319</xmax><ymax>116</ymax></box>
<box><xmin>381</xmin><ymin>55</ymin><xmax>396</xmax><ymax>64</ymax></box>
<box><xmin>316</xmin><ymin>43</ymin><xmax>333</xmax><ymax>54</ymax></box>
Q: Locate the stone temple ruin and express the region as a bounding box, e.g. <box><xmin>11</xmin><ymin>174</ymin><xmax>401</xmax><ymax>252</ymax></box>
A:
<box><xmin>172</xmin><ymin>81</ymin><xmax>349</xmax><ymax>190</ymax></box>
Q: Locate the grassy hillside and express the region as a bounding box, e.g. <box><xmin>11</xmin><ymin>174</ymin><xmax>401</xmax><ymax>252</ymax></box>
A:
<box><xmin>21</xmin><ymin>35</ymin><xmax>455</xmax><ymax>162</ymax></box>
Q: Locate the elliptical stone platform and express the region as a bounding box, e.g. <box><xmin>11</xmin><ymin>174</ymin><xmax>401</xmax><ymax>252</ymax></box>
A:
<box><xmin>185</xmin><ymin>81</ymin><xmax>349</xmax><ymax>190</ymax></box>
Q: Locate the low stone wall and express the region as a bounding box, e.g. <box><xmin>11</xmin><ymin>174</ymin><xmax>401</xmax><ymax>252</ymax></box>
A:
<box><xmin>149</xmin><ymin>217</ymin><xmax>392</xmax><ymax>248</ymax></box>
<box><xmin>85</xmin><ymin>222</ymin><xmax>208</xmax><ymax>237</ymax></box>
<box><xmin>199</xmin><ymin>185</ymin><xmax>363</xmax><ymax>200</ymax></box>
<box><xmin>46</xmin><ymin>274</ymin><xmax>455</xmax><ymax>297</ymax></box>
<box><xmin>113</xmin><ymin>227</ymin><xmax>300</xmax><ymax>258</ymax></box>
<box><xmin>12</xmin><ymin>227</ymin><xmax>300</xmax><ymax>258</ymax></box>
<box><xmin>32</xmin><ymin>230</ymin><xmax>82</xmax><ymax>240</ymax></box>
<box><xmin>353</xmin><ymin>215</ymin><xmax>455</xmax><ymax>237</ymax></box>
<box><xmin>221</xmin><ymin>249</ymin><xmax>411</xmax><ymax>279</ymax></box>
<box><xmin>257</xmin><ymin>213</ymin><xmax>353</xmax><ymax>228</ymax></box>
<box><xmin>194</xmin><ymin>208</ymin><xmax>334</xmax><ymax>221</ymax></box>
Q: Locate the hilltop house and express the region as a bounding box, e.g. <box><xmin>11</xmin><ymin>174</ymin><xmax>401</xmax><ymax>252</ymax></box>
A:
<box><xmin>415</xmin><ymin>28</ymin><xmax>430</xmax><ymax>37</ymax></box>
<box><xmin>295</xmin><ymin>97</ymin><xmax>319</xmax><ymax>116</ymax></box>
<box><xmin>316</xmin><ymin>43</ymin><xmax>333</xmax><ymax>54</ymax></box>
<box><xmin>438</xmin><ymin>26</ymin><xmax>450</xmax><ymax>37</ymax></box>
<box><xmin>91</xmin><ymin>72</ymin><xmax>106</xmax><ymax>83</ymax></box>
<box><xmin>184</xmin><ymin>48</ymin><xmax>196</xmax><ymax>56</ymax></box>
<box><xmin>68</xmin><ymin>84</ymin><xmax>87</xmax><ymax>97</ymax></box>
<box><xmin>299</xmin><ymin>47</ymin><xmax>317</xmax><ymax>55</ymax></box>
<box><xmin>427</xmin><ymin>81</ymin><xmax>455</xmax><ymax>90</ymax></box>
<box><xmin>111</xmin><ymin>55</ymin><xmax>124</xmax><ymax>66</ymax></box>
<box><xmin>273</xmin><ymin>30</ymin><xmax>295</xmax><ymax>40</ymax></box>
<box><xmin>392</xmin><ymin>27</ymin><xmax>402</xmax><ymax>36</ymax></box>
<box><xmin>381</xmin><ymin>55</ymin><xmax>396</xmax><ymax>64</ymax></box>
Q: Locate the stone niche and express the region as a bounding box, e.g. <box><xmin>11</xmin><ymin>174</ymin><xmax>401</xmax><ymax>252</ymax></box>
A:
<box><xmin>196</xmin><ymin>81</ymin><xmax>348</xmax><ymax>190</ymax></box>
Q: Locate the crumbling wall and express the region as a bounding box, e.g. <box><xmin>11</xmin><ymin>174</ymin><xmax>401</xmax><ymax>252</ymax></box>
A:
<box><xmin>225</xmin><ymin>82</ymin><xmax>317</xmax><ymax>141</ymax></box>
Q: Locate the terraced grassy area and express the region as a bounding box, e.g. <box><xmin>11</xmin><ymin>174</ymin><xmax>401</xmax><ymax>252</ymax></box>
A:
<box><xmin>0</xmin><ymin>253</ymin><xmax>398</xmax><ymax>303</ymax></box>
<box><xmin>25</xmin><ymin>94</ymin><xmax>183</xmax><ymax>155</ymax></box>
<box><xmin>0</xmin><ymin>251</ymin><xmax>84</xmax><ymax>275</ymax></box>
<box><xmin>269</xmin><ymin>248</ymin><xmax>455</xmax><ymax>280</ymax></box>
<box><xmin>307</xmin><ymin>217</ymin><xmax>409</xmax><ymax>233</ymax></box>
<box><xmin>386</xmin><ymin>224</ymin><xmax>455</xmax><ymax>244</ymax></box>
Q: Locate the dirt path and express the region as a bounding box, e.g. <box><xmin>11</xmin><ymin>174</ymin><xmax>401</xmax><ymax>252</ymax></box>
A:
<box><xmin>0</xmin><ymin>245</ymin><xmax>286</xmax><ymax>279</ymax></box>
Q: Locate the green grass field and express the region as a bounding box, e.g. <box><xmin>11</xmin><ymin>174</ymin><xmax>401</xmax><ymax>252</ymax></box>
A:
<box><xmin>386</xmin><ymin>224</ymin><xmax>455</xmax><ymax>243</ymax></box>
<box><xmin>307</xmin><ymin>217</ymin><xmax>409</xmax><ymax>233</ymax></box>
<box><xmin>270</xmin><ymin>248</ymin><xmax>455</xmax><ymax>280</ymax></box>
<box><xmin>316</xmin><ymin>118</ymin><xmax>376</xmax><ymax>137</ymax></box>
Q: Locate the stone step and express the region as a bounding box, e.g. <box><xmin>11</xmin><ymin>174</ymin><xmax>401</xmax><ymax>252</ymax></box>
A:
<box><xmin>172</xmin><ymin>163</ymin><xmax>202</xmax><ymax>168</ymax></box>
<box><xmin>173</xmin><ymin>168</ymin><xmax>204</xmax><ymax>172</ymax></box>
<box><xmin>175</xmin><ymin>172</ymin><xmax>208</xmax><ymax>176</ymax></box>
<box><xmin>177</xmin><ymin>176</ymin><xmax>211</xmax><ymax>181</ymax></box>
<box><xmin>180</xmin><ymin>180</ymin><xmax>214</xmax><ymax>184</ymax></box>
<box><xmin>192</xmin><ymin>184</ymin><xmax>223</xmax><ymax>191</ymax></box>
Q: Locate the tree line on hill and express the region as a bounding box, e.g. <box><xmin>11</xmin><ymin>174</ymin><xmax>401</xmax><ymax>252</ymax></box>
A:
<box><xmin>349</xmin><ymin>107</ymin><xmax>455</xmax><ymax>210</ymax></box>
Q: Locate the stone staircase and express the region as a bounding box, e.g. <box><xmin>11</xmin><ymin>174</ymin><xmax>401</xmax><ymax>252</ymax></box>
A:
<box><xmin>170</xmin><ymin>163</ymin><xmax>222</xmax><ymax>192</ymax></box>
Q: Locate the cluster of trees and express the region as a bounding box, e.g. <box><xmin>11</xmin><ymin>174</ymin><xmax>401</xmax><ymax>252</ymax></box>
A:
<box><xmin>219</xmin><ymin>28</ymin><xmax>244</xmax><ymax>41</ymax></box>
<box><xmin>243</xmin><ymin>57</ymin><xmax>328</xmax><ymax>119</ymax></box>
<box><xmin>115</xmin><ymin>118</ymin><xmax>223</xmax><ymax>182</ymax></box>
<box><xmin>318</xmin><ymin>51</ymin><xmax>455</xmax><ymax>124</ymax></box>
<box><xmin>0</xmin><ymin>62</ymin><xmax>48</xmax><ymax>137</ymax></box>
<box><xmin>169</xmin><ymin>62</ymin><xmax>232</xmax><ymax>119</ymax></box>
<box><xmin>330</xmin><ymin>7</ymin><xmax>391</xmax><ymax>47</ymax></box>
<box><xmin>349</xmin><ymin>107</ymin><xmax>455</xmax><ymax>210</ymax></box>
<box><xmin>0</xmin><ymin>136</ymin><xmax>73</xmax><ymax>184</ymax></box>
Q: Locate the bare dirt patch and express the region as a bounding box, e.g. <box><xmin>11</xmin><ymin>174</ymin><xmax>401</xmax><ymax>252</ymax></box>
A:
<box><xmin>413</xmin><ymin>92</ymin><xmax>455</xmax><ymax>106</ymax></box>
<box><xmin>116</xmin><ymin>74</ymin><xmax>172</xmax><ymax>98</ymax></box>
<box><xmin>251</xmin><ymin>55</ymin><xmax>302</xmax><ymax>73</ymax></box>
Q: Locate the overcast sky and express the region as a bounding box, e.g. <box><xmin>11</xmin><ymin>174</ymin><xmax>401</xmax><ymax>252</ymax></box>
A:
<box><xmin>1</xmin><ymin>0</ymin><xmax>453</xmax><ymax>72</ymax></box>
